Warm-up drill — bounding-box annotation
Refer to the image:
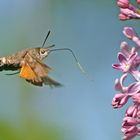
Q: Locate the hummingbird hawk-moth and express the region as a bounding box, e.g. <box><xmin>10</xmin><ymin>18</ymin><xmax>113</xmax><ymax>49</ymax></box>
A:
<box><xmin>0</xmin><ymin>31</ymin><xmax>87</xmax><ymax>87</ymax></box>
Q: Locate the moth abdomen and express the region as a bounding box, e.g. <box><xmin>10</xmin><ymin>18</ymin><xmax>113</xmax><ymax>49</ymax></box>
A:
<box><xmin>0</xmin><ymin>64</ymin><xmax>20</xmax><ymax>71</ymax></box>
<box><xmin>0</xmin><ymin>57</ymin><xmax>20</xmax><ymax>71</ymax></box>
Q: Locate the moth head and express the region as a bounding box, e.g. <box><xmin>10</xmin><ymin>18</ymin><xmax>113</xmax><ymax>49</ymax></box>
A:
<box><xmin>39</xmin><ymin>48</ymin><xmax>50</xmax><ymax>60</ymax></box>
<box><xmin>39</xmin><ymin>44</ymin><xmax>55</xmax><ymax>60</ymax></box>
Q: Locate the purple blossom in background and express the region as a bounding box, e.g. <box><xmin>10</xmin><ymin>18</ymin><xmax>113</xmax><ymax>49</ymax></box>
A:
<box><xmin>137</xmin><ymin>0</ymin><xmax>140</xmax><ymax>4</ymax></box>
<box><xmin>112</xmin><ymin>26</ymin><xmax>140</xmax><ymax>140</ymax></box>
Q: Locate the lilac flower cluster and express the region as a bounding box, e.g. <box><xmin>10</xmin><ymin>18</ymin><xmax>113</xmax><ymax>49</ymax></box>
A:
<box><xmin>112</xmin><ymin>0</ymin><xmax>140</xmax><ymax>139</ymax></box>
<box><xmin>112</xmin><ymin>27</ymin><xmax>140</xmax><ymax>139</ymax></box>
<box><xmin>117</xmin><ymin>0</ymin><xmax>140</xmax><ymax>20</ymax></box>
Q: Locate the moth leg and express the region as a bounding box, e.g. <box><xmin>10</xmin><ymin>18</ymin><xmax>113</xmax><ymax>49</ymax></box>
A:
<box><xmin>5</xmin><ymin>71</ymin><xmax>20</xmax><ymax>75</ymax></box>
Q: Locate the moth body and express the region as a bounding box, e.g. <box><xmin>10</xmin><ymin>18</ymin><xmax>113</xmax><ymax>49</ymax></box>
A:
<box><xmin>0</xmin><ymin>47</ymin><xmax>61</xmax><ymax>87</ymax></box>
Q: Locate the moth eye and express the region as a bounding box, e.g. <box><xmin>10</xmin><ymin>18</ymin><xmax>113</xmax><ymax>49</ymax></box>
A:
<box><xmin>40</xmin><ymin>50</ymin><xmax>46</xmax><ymax>54</ymax></box>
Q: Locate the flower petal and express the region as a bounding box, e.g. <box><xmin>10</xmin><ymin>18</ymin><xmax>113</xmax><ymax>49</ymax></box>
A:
<box><xmin>112</xmin><ymin>64</ymin><xmax>122</xmax><ymax>70</ymax></box>
<box><xmin>128</xmin><ymin>81</ymin><xmax>140</xmax><ymax>93</ymax></box>
<box><xmin>129</xmin><ymin>52</ymin><xmax>138</xmax><ymax>63</ymax></box>
<box><xmin>118</xmin><ymin>52</ymin><xmax>127</xmax><ymax>64</ymax></box>
<box><xmin>123</xmin><ymin>27</ymin><xmax>137</xmax><ymax>39</ymax></box>
<box><xmin>115</xmin><ymin>73</ymin><xmax>128</xmax><ymax>92</ymax></box>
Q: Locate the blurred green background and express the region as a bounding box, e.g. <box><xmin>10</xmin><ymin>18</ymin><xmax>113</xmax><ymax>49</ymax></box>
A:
<box><xmin>0</xmin><ymin>0</ymin><xmax>140</xmax><ymax>140</ymax></box>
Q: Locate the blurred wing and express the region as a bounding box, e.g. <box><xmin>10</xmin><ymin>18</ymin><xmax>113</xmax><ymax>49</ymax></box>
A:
<box><xmin>19</xmin><ymin>53</ymin><xmax>62</xmax><ymax>87</ymax></box>
<box><xmin>26</xmin><ymin>75</ymin><xmax>62</xmax><ymax>87</ymax></box>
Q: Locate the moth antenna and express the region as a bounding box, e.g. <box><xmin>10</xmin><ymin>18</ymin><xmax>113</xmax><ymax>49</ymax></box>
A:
<box><xmin>42</xmin><ymin>30</ymin><xmax>51</xmax><ymax>48</ymax></box>
<box><xmin>49</xmin><ymin>48</ymin><xmax>92</xmax><ymax>81</ymax></box>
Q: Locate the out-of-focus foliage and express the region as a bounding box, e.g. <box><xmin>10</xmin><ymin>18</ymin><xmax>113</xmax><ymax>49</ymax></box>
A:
<box><xmin>0</xmin><ymin>119</ymin><xmax>63</xmax><ymax>140</ymax></box>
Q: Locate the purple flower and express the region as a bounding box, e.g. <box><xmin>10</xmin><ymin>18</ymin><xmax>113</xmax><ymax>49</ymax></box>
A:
<box><xmin>112</xmin><ymin>52</ymin><xmax>138</xmax><ymax>73</ymax></box>
<box><xmin>120</xmin><ymin>8</ymin><xmax>140</xmax><ymax>19</ymax></box>
<box><xmin>117</xmin><ymin>0</ymin><xmax>129</xmax><ymax>8</ymax></box>
<box><xmin>123</xmin><ymin>27</ymin><xmax>140</xmax><ymax>47</ymax></box>
<box><xmin>122</xmin><ymin>117</ymin><xmax>138</xmax><ymax>127</ymax></box>
<box><xmin>117</xmin><ymin>0</ymin><xmax>140</xmax><ymax>20</ymax></box>
<box><xmin>122</xmin><ymin>125</ymin><xmax>138</xmax><ymax>140</ymax></box>
<box><xmin>117</xmin><ymin>0</ymin><xmax>138</xmax><ymax>11</ymax></box>
<box><xmin>112</xmin><ymin>93</ymin><xmax>129</xmax><ymax>108</ymax></box>
<box><xmin>112</xmin><ymin>74</ymin><xmax>140</xmax><ymax>108</ymax></box>
<box><xmin>115</xmin><ymin>73</ymin><xmax>128</xmax><ymax>92</ymax></box>
<box><xmin>113</xmin><ymin>2</ymin><xmax>140</xmax><ymax>140</ymax></box>
<box><xmin>123</xmin><ymin>27</ymin><xmax>137</xmax><ymax>40</ymax></box>
<box><xmin>112</xmin><ymin>38</ymin><xmax>140</xmax><ymax>81</ymax></box>
<box><xmin>119</xmin><ymin>13</ymin><xmax>130</xmax><ymax>20</ymax></box>
<box><xmin>112</xmin><ymin>27</ymin><xmax>140</xmax><ymax>139</ymax></box>
<box><xmin>114</xmin><ymin>73</ymin><xmax>140</xmax><ymax>93</ymax></box>
<box><xmin>114</xmin><ymin>73</ymin><xmax>138</xmax><ymax>93</ymax></box>
<box><xmin>125</xmin><ymin>105</ymin><xmax>138</xmax><ymax>118</ymax></box>
<box><xmin>121</xmin><ymin>115</ymin><xmax>140</xmax><ymax>140</ymax></box>
<box><xmin>132</xmin><ymin>93</ymin><xmax>140</xmax><ymax>104</ymax></box>
<box><xmin>120</xmin><ymin>42</ymin><xmax>131</xmax><ymax>57</ymax></box>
